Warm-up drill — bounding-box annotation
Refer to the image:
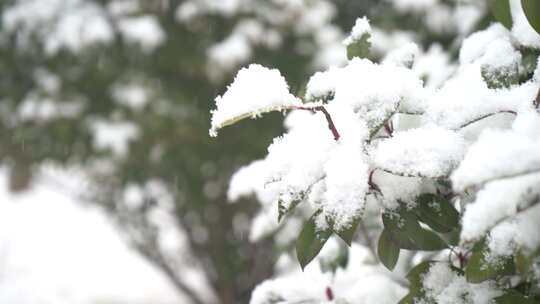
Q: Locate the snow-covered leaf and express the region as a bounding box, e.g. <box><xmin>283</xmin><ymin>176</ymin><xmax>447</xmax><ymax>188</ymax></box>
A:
<box><xmin>333</xmin><ymin>216</ymin><xmax>361</xmax><ymax>246</ymax></box>
<box><xmin>372</xmin><ymin>126</ymin><xmax>465</xmax><ymax>178</ymax></box>
<box><xmin>209</xmin><ymin>64</ymin><xmax>301</xmax><ymax>136</ymax></box>
<box><xmin>344</xmin><ymin>17</ymin><xmax>372</xmax><ymax>60</ymax></box>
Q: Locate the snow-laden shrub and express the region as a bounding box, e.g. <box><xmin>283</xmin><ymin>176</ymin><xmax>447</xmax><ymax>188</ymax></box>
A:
<box><xmin>211</xmin><ymin>1</ymin><xmax>540</xmax><ymax>303</ymax></box>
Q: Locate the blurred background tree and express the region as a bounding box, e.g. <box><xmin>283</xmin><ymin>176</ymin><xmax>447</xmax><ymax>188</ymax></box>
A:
<box><xmin>0</xmin><ymin>1</ymin><xmax>492</xmax><ymax>303</ymax></box>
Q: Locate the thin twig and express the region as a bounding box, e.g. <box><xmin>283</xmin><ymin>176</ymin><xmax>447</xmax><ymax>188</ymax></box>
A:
<box><xmin>535</xmin><ymin>86</ymin><xmax>540</xmax><ymax>109</ymax></box>
<box><xmin>457</xmin><ymin>110</ymin><xmax>517</xmax><ymax>129</ymax></box>
<box><xmin>294</xmin><ymin>105</ymin><xmax>341</xmax><ymax>141</ymax></box>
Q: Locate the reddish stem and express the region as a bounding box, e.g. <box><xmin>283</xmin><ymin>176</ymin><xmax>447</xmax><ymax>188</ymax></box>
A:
<box><xmin>294</xmin><ymin>105</ymin><xmax>341</xmax><ymax>141</ymax></box>
<box><xmin>325</xmin><ymin>287</ymin><xmax>334</xmax><ymax>301</ymax></box>
<box><xmin>535</xmin><ymin>86</ymin><xmax>540</xmax><ymax>109</ymax></box>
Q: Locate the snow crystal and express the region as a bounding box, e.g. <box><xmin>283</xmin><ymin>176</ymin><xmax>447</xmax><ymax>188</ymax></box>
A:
<box><xmin>343</xmin><ymin>17</ymin><xmax>371</xmax><ymax>46</ymax></box>
<box><xmin>210</xmin><ymin>64</ymin><xmax>302</xmax><ymax>136</ymax></box>
<box><xmin>372</xmin><ymin>126</ymin><xmax>466</xmax><ymax>178</ymax></box>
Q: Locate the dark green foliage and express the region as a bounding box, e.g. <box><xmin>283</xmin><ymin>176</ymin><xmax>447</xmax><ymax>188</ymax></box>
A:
<box><xmin>465</xmin><ymin>239</ymin><xmax>516</xmax><ymax>283</ymax></box>
<box><xmin>296</xmin><ymin>210</ymin><xmax>333</xmax><ymax>270</ymax></box>
<box><xmin>489</xmin><ymin>0</ymin><xmax>513</xmax><ymax>29</ymax></box>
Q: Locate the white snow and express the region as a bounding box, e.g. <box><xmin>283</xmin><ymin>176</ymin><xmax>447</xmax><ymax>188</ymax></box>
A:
<box><xmin>423</xmin><ymin>262</ymin><xmax>502</xmax><ymax>304</ymax></box>
<box><xmin>372</xmin><ymin>126</ymin><xmax>466</xmax><ymax>178</ymax></box>
<box><xmin>452</xmin><ymin>114</ymin><xmax>540</xmax><ymax>191</ymax></box>
<box><xmin>210</xmin><ymin>64</ymin><xmax>302</xmax><ymax>136</ymax></box>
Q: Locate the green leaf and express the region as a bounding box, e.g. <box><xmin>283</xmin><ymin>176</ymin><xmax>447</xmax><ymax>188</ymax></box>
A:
<box><xmin>346</xmin><ymin>33</ymin><xmax>371</xmax><ymax>60</ymax></box>
<box><xmin>378</xmin><ymin>228</ymin><xmax>400</xmax><ymax>271</ymax></box>
<box><xmin>489</xmin><ymin>0</ymin><xmax>513</xmax><ymax>29</ymax></box>
<box><xmin>495</xmin><ymin>290</ymin><xmax>539</xmax><ymax>304</ymax></box>
<box><xmin>465</xmin><ymin>239</ymin><xmax>516</xmax><ymax>283</ymax></box>
<box><xmin>382</xmin><ymin>210</ymin><xmax>448</xmax><ymax>251</ymax></box>
<box><xmin>296</xmin><ymin>210</ymin><xmax>333</xmax><ymax>270</ymax></box>
<box><xmin>414</xmin><ymin>194</ymin><xmax>459</xmax><ymax>233</ymax></box>
<box><xmin>522</xmin><ymin>0</ymin><xmax>540</xmax><ymax>35</ymax></box>
<box><xmin>333</xmin><ymin>217</ymin><xmax>361</xmax><ymax>246</ymax></box>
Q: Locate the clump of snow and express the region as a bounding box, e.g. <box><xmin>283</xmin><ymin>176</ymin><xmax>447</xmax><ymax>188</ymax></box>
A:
<box><xmin>460</xmin><ymin>169</ymin><xmax>540</xmax><ymax>243</ymax></box>
<box><xmin>322</xmin><ymin>139</ymin><xmax>369</xmax><ymax>231</ymax></box>
<box><xmin>423</xmin><ymin>262</ymin><xmax>501</xmax><ymax>304</ymax></box>
<box><xmin>210</xmin><ymin>64</ymin><xmax>302</xmax><ymax>136</ymax></box>
<box><xmin>305</xmin><ymin>58</ymin><xmax>428</xmax><ymax>124</ymax></box>
<box><xmin>343</xmin><ymin>17</ymin><xmax>371</xmax><ymax>46</ymax></box>
<box><xmin>372</xmin><ymin>126</ymin><xmax>466</xmax><ymax>178</ymax></box>
<box><xmin>452</xmin><ymin>113</ymin><xmax>540</xmax><ymax>191</ymax></box>
<box><xmin>486</xmin><ymin>204</ymin><xmax>540</xmax><ymax>259</ymax></box>
<box><xmin>424</xmin><ymin>63</ymin><xmax>536</xmax><ymax>130</ymax></box>
<box><xmin>459</xmin><ymin>24</ymin><xmax>510</xmax><ymax>65</ymax></box>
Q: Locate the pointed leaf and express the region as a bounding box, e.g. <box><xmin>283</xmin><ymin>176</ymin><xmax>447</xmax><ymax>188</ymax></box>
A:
<box><xmin>296</xmin><ymin>210</ymin><xmax>333</xmax><ymax>270</ymax></box>
<box><xmin>489</xmin><ymin>0</ymin><xmax>513</xmax><ymax>29</ymax></box>
<box><xmin>378</xmin><ymin>228</ymin><xmax>400</xmax><ymax>271</ymax></box>
<box><xmin>522</xmin><ymin>0</ymin><xmax>540</xmax><ymax>35</ymax></box>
